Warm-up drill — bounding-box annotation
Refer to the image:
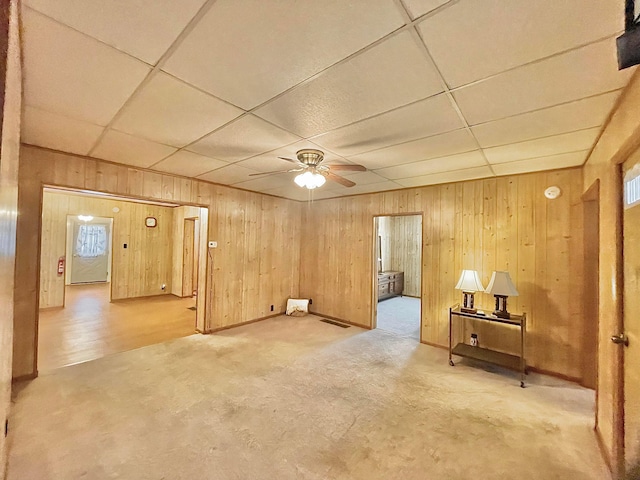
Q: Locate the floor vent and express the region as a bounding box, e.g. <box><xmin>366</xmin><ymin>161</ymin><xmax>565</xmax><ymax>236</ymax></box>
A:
<box><xmin>320</xmin><ymin>319</ymin><xmax>350</xmax><ymax>328</ymax></box>
<box><xmin>187</xmin><ymin>306</ymin><xmax>197</xmax><ymax>311</ymax></box>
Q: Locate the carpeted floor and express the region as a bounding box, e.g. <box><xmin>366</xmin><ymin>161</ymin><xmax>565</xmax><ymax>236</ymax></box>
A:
<box><xmin>376</xmin><ymin>296</ymin><xmax>420</xmax><ymax>339</ymax></box>
<box><xmin>7</xmin><ymin>315</ymin><xmax>608</xmax><ymax>480</ymax></box>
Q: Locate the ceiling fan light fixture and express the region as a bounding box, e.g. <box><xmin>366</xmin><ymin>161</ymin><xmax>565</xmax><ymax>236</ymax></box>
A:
<box><xmin>294</xmin><ymin>171</ymin><xmax>326</xmax><ymax>189</ymax></box>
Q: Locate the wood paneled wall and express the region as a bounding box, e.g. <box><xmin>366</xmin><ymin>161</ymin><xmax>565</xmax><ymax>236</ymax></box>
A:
<box><xmin>300</xmin><ymin>168</ymin><xmax>588</xmax><ymax>381</ymax></box>
<box><xmin>583</xmin><ymin>68</ymin><xmax>640</xmax><ymax>475</ymax></box>
<box><xmin>40</xmin><ymin>191</ymin><xmax>175</xmax><ymax>308</ymax></box>
<box><xmin>378</xmin><ymin>215</ymin><xmax>422</xmax><ymax>297</ymax></box>
<box><xmin>0</xmin><ymin>0</ymin><xmax>20</xmax><ymax>472</ymax></box>
<box><xmin>171</xmin><ymin>205</ymin><xmax>201</xmax><ymax>297</ymax></box>
<box><xmin>13</xmin><ymin>146</ymin><xmax>301</xmax><ymax>378</ymax></box>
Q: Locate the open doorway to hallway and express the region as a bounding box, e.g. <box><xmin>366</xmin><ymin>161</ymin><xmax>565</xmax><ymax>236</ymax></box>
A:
<box><xmin>373</xmin><ymin>214</ymin><xmax>422</xmax><ymax>340</ymax></box>
<box><xmin>37</xmin><ymin>187</ymin><xmax>208</xmax><ymax>371</ymax></box>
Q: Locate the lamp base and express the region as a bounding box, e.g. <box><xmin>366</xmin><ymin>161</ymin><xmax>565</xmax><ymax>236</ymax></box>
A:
<box><xmin>461</xmin><ymin>291</ymin><xmax>477</xmax><ymax>314</ymax></box>
<box><xmin>493</xmin><ymin>295</ymin><xmax>511</xmax><ymax>319</ymax></box>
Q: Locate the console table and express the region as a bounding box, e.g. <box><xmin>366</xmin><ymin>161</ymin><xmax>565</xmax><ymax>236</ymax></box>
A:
<box><xmin>448</xmin><ymin>304</ymin><xmax>527</xmax><ymax>387</ymax></box>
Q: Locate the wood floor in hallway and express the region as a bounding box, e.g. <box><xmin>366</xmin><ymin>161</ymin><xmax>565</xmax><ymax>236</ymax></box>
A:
<box><xmin>38</xmin><ymin>283</ymin><xmax>196</xmax><ymax>371</ymax></box>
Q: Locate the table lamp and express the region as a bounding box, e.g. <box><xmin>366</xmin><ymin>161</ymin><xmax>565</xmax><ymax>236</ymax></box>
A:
<box><xmin>485</xmin><ymin>271</ymin><xmax>519</xmax><ymax>319</ymax></box>
<box><xmin>455</xmin><ymin>270</ymin><xmax>484</xmax><ymax>314</ymax></box>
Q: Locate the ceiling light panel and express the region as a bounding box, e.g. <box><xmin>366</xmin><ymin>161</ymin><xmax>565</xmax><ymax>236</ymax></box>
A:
<box><xmin>23</xmin><ymin>0</ymin><xmax>208</xmax><ymax>65</ymax></box>
<box><xmin>22</xmin><ymin>106</ymin><xmax>104</xmax><ymax>156</ymax></box>
<box><xmin>187</xmin><ymin>114</ymin><xmax>300</xmax><ymax>162</ymax></box>
<box><xmin>471</xmin><ymin>91</ymin><xmax>620</xmax><ymax>148</ymax></box>
<box><xmin>22</xmin><ymin>9</ymin><xmax>150</xmax><ymax>126</ymax></box>
<box><xmin>375</xmin><ymin>150</ymin><xmax>486</xmax><ymax>180</ymax></box>
<box><xmin>112</xmin><ymin>72</ymin><xmax>243</xmax><ymax>147</ymax></box>
<box><xmin>396</xmin><ymin>166</ymin><xmax>494</xmax><ymax>188</ymax></box>
<box><xmin>254</xmin><ymin>31</ymin><xmax>444</xmax><ymax>138</ymax></box>
<box><xmin>197</xmin><ymin>163</ymin><xmax>260</xmax><ymax>185</ymax></box>
<box><xmin>419</xmin><ymin>0</ymin><xmax>622</xmax><ymax>88</ymax></box>
<box><xmin>402</xmin><ymin>0</ymin><xmax>451</xmax><ymax>19</ymax></box>
<box><xmin>150</xmin><ymin>151</ymin><xmax>229</xmax><ymax>178</ymax></box>
<box><xmin>349</xmin><ymin>129</ymin><xmax>477</xmax><ymax>170</ymax></box>
<box><xmin>92</xmin><ymin>130</ymin><xmax>177</xmax><ymax>168</ymax></box>
<box><xmin>452</xmin><ymin>38</ymin><xmax>633</xmax><ymax>125</ymax></box>
<box><xmin>483</xmin><ymin>128</ymin><xmax>601</xmax><ymax>165</ymax></box>
<box><xmin>163</xmin><ymin>0</ymin><xmax>405</xmax><ymax>110</ymax></box>
<box><xmin>311</xmin><ymin>93</ymin><xmax>464</xmax><ymax>156</ymax></box>
<box><xmin>491</xmin><ymin>151</ymin><xmax>589</xmax><ymax>176</ymax></box>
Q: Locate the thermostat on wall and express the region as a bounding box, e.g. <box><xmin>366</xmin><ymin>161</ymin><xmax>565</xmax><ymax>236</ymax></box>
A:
<box><xmin>145</xmin><ymin>217</ymin><xmax>157</xmax><ymax>227</ymax></box>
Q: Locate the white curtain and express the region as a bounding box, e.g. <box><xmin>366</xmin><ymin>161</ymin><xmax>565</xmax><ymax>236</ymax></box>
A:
<box><xmin>76</xmin><ymin>224</ymin><xmax>107</xmax><ymax>258</ymax></box>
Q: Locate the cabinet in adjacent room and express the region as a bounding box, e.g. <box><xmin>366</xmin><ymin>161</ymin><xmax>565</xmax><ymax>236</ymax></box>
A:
<box><xmin>377</xmin><ymin>271</ymin><xmax>404</xmax><ymax>301</ymax></box>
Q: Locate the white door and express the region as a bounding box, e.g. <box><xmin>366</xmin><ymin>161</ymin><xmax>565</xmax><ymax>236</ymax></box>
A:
<box><xmin>70</xmin><ymin>220</ymin><xmax>110</xmax><ymax>284</ymax></box>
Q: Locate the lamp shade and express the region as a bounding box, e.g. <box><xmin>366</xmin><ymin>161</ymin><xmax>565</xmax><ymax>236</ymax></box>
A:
<box><xmin>455</xmin><ymin>270</ymin><xmax>484</xmax><ymax>292</ymax></box>
<box><xmin>485</xmin><ymin>271</ymin><xmax>519</xmax><ymax>296</ymax></box>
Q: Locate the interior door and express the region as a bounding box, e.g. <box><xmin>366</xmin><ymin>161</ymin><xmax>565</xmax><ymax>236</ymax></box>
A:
<box><xmin>70</xmin><ymin>220</ymin><xmax>110</xmax><ymax>284</ymax></box>
<box><xmin>182</xmin><ymin>218</ymin><xmax>195</xmax><ymax>297</ymax></box>
<box><xmin>623</xmin><ymin>152</ymin><xmax>640</xmax><ymax>478</ymax></box>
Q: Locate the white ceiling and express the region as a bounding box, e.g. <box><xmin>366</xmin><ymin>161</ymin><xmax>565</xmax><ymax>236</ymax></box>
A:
<box><xmin>21</xmin><ymin>0</ymin><xmax>634</xmax><ymax>201</ymax></box>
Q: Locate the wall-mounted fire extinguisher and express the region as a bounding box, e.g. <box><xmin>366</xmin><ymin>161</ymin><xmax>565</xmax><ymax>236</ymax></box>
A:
<box><xmin>57</xmin><ymin>256</ymin><xmax>65</xmax><ymax>276</ymax></box>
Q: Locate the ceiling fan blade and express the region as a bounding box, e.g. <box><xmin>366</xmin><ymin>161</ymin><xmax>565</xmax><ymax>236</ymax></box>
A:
<box><xmin>326</xmin><ymin>172</ymin><xmax>356</xmax><ymax>187</ymax></box>
<box><xmin>248</xmin><ymin>169</ymin><xmax>301</xmax><ymax>177</ymax></box>
<box><xmin>328</xmin><ymin>164</ymin><xmax>366</xmax><ymax>172</ymax></box>
<box><xmin>278</xmin><ymin>156</ymin><xmax>304</xmax><ymax>166</ymax></box>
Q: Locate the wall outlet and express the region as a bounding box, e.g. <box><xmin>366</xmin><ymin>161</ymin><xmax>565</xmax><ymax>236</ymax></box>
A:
<box><xmin>208</xmin><ymin>241</ymin><xmax>217</xmax><ymax>248</ymax></box>
<box><xmin>161</xmin><ymin>284</ymin><xmax>166</xmax><ymax>291</ymax></box>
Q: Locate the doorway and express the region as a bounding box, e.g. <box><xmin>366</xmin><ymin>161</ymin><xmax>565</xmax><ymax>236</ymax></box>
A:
<box><xmin>582</xmin><ymin>183</ymin><xmax>599</xmax><ymax>390</ymax></box>
<box><xmin>372</xmin><ymin>214</ymin><xmax>422</xmax><ymax>340</ymax></box>
<box><xmin>37</xmin><ymin>187</ymin><xmax>209</xmax><ymax>371</ymax></box>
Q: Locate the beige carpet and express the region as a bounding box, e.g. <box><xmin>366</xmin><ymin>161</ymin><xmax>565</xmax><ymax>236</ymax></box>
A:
<box><xmin>7</xmin><ymin>315</ymin><xmax>608</xmax><ymax>480</ymax></box>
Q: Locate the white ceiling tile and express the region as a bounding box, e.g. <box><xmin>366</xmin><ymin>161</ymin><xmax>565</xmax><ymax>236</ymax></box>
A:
<box><xmin>492</xmin><ymin>151</ymin><xmax>588</xmax><ymax>176</ymax></box>
<box><xmin>311</xmin><ymin>93</ymin><xmax>464</xmax><ymax>156</ymax></box>
<box><xmin>22</xmin><ymin>106</ymin><xmax>104</xmax><ymax>155</ymax></box>
<box><xmin>235</xmin><ymin>140</ymin><xmax>344</xmax><ymax>173</ymax></box>
<box><xmin>233</xmin><ymin>174</ymin><xmax>296</xmax><ymax>192</ymax></box>
<box><xmin>402</xmin><ymin>0</ymin><xmax>450</xmax><ymax>19</ymax></box>
<box><xmin>419</xmin><ymin>0</ymin><xmax>622</xmax><ymax>87</ymax></box>
<box><xmin>22</xmin><ymin>9</ymin><xmax>150</xmax><ymax>126</ymax></box>
<box><xmin>339</xmin><ymin>171</ymin><xmax>389</xmax><ymax>185</ymax></box>
<box><xmin>452</xmin><ymin>38</ymin><xmax>632</xmax><ymax>125</ymax></box>
<box><xmin>23</xmin><ymin>0</ymin><xmax>208</xmax><ymax>65</ymax></box>
<box><xmin>376</xmin><ymin>150</ymin><xmax>486</xmax><ymax>179</ymax></box>
<box><xmin>350</xmin><ymin>129</ymin><xmax>477</xmax><ymax>170</ymax></box>
<box><xmin>254</xmin><ymin>31</ymin><xmax>444</xmax><ymax>137</ymax></box>
<box><xmin>333</xmin><ymin>180</ymin><xmax>402</xmax><ymax>195</ymax></box>
<box><xmin>395</xmin><ymin>166</ymin><xmax>494</xmax><ymax>187</ymax></box>
<box><xmin>150</xmin><ymin>151</ymin><xmax>229</xmax><ymax>178</ymax></box>
<box><xmin>92</xmin><ymin>130</ymin><xmax>177</xmax><ymax>168</ymax></box>
<box><xmin>163</xmin><ymin>0</ymin><xmax>405</xmax><ymax>109</ymax></box>
<box><xmin>471</xmin><ymin>91</ymin><xmax>621</xmax><ymax>148</ymax></box>
<box><xmin>483</xmin><ymin>128</ymin><xmax>601</xmax><ymax>165</ymax></box>
<box><xmin>187</xmin><ymin>114</ymin><xmax>300</xmax><ymax>162</ymax></box>
<box><xmin>197</xmin><ymin>163</ymin><xmax>260</xmax><ymax>185</ymax></box>
<box><xmin>262</xmin><ymin>186</ymin><xmax>341</xmax><ymax>202</ymax></box>
<box><xmin>112</xmin><ymin>72</ymin><xmax>243</xmax><ymax>147</ymax></box>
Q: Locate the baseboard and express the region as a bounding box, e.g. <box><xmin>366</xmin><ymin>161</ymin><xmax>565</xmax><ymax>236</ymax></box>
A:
<box><xmin>595</xmin><ymin>425</ymin><xmax>614</xmax><ymax>478</ymax></box>
<box><xmin>527</xmin><ymin>366</ymin><xmax>582</xmax><ymax>385</ymax></box>
<box><xmin>209</xmin><ymin>312</ymin><xmax>284</xmax><ymax>333</ymax></box>
<box><xmin>420</xmin><ymin>340</ymin><xmax>447</xmax><ymax>350</ymax></box>
<box><xmin>38</xmin><ymin>306</ymin><xmax>64</xmax><ymax>312</ymax></box>
<box><xmin>309</xmin><ymin>311</ymin><xmax>371</xmax><ymax>329</ymax></box>
<box><xmin>12</xmin><ymin>372</ymin><xmax>38</xmax><ymax>383</ymax></box>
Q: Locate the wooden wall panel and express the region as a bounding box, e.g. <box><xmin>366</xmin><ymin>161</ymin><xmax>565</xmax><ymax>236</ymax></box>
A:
<box><xmin>582</xmin><ymin>69</ymin><xmax>640</xmax><ymax>476</ymax></box>
<box><xmin>13</xmin><ymin>146</ymin><xmax>302</xmax><ymax>378</ymax></box>
<box><xmin>39</xmin><ymin>191</ymin><xmax>175</xmax><ymax>308</ymax></box>
<box><xmin>300</xmin><ymin>169</ymin><xmax>587</xmax><ymax>381</ymax></box>
<box><xmin>0</xmin><ymin>0</ymin><xmax>20</xmax><ymax>471</ymax></box>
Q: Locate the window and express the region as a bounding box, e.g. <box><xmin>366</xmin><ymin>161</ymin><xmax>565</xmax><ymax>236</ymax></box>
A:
<box><xmin>76</xmin><ymin>224</ymin><xmax>107</xmax><ymax>258</ymax></box>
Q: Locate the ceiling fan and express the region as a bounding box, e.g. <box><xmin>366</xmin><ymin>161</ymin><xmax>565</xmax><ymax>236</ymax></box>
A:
<box><xmin>249</xmin><ymin>149</ymin><xmax>366</xmax><ymax>188</ymax></box>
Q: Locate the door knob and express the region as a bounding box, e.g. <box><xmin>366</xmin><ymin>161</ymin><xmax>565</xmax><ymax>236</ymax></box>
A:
<box><xmin>611</xmin><ymin>334</ymin><xmax>629</xmax><ymax>346</ymax></box>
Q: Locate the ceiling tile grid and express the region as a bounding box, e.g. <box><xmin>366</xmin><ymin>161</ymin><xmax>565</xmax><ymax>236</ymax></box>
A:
<box><xmin>20</xmin><ymin>0</ymin><xmax>634</xmax><ymax>200</ymax></box>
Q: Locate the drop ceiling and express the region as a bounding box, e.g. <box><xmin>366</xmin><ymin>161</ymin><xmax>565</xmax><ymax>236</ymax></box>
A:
<box><xmin>21</xmin><ymin>0</ymin><xmax>634</xmax><ymax>201</ymax></box>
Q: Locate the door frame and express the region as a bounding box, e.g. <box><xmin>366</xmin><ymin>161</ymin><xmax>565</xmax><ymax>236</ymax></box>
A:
<box><xmin>35</xmin><ymin>185</ymin><xmax>211</xmax><ymax>374</ymax></box>
<box><xmin>371</xmin><ymin>212</ymin><xmax>424</xmax><ymax>343</ymax></box>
